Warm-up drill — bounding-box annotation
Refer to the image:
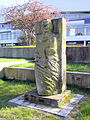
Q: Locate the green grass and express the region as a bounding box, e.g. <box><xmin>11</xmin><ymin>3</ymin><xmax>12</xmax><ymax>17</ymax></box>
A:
<box><xmin>66</xmin><ymin>44</ymin><xmax>90</xmax><ymax>47</ymax></box>
<box><xmin>0</xmin><ymin>79</ymin><xmax>90</xmax><ymax>120</ymax></box>
<box><xmin>0</xmin><ymin>45</ymin><xmax>36</xmax><ymax>48</ymax></box>
<box><xmin>79</xmin><ymin>101</ymin><xmax>90</xmax><ymax>120</ymax></box>
<box><xmin>0</xmin><ymin>79</ymin><xmax>36</xmax><ymax>107</ymax></box>
<box><xmin>0</xmin><ymin>79</ymin><xmax>60</xmax><ymax>120</ymax></box>
<box><xmin>10</xmin><ymin>61</ymin><xmax>35</xmax><ymax>68</ymax></box>
<box><xmin>10</xmin><ymin>62</ymin><xmax>90</xmax><ymax>73</ymax></box>
<box><xmin>67</xmin><ymin>62</ymin><xmax>90</xmax><ymax>72</ymax></box>
<box><xmin>68</xmin><ymin>86</ymin><xmax>90</xmax><ymax>120</ymax></box>
<box><xmin>0</xmin><ymin>57</ymin><xmax>34</xmax><ymax>63</ymax></box>
<box><xmin>58</xmin><ymin>93</ymin><xmax>73</xmax><ymax>108</ymax></box>
<box><xmin>0</xmin><ymin>45</ymin><xmax>90</xmax><ymax>48</ymax></box>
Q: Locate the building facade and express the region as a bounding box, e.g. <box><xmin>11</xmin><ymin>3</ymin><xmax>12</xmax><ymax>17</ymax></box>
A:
<box><xmin>62</xmin><ymin>11</ymin><xmax>90</xmax><ymax>46</ymax></box>
<box><xmin>0</xmin><ymin>21</ymin><xmax>22</xmax><ymax>46</ymax></box>
<box><xmin>0</xmin><ymin>11</ymin><xmax>90</xmax><ymax>46</ymax></box>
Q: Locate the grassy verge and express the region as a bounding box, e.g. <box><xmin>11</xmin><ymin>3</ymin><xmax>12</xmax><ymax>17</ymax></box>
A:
<box><xmin>0</xmin><ymin>79</ymin><xmax>90</xmax><ymax>120</ymax></box>
<box><xmin>0</xmin><ymin>57</ymin><xmax>34</xmax><ymax>62</ymax></box>
<box><xmin>10</xmin><ymin>61</ymin><xmax>35</xmax><ymax>68</ymax></box>
<box><xmin>66</xmin><ymin>45</ymin><xmax>84</xmax><ymax>47</ymax></box>
<box><xmin>0</xmin><ymin>79</ymin><xmax>60</xmax><ymax>120</ymax></box>
<box><xmin>0</xmin><ymin>45</ymin><xmax>36</xmax><ymax>48</ymax></box>
<box><xmin>67</xmin><ymin>62</ymin><xmax>90</xmax><ymax>72</ymax></box>
<box><xmin>66</xmin><ymin>44</ymin><xmax>90</xmax><ymax>47</ymax></box>
<box><xmin>10</xmin><ymin>62</ymin><xmax>90</xmax><ymax>73</ymax></box>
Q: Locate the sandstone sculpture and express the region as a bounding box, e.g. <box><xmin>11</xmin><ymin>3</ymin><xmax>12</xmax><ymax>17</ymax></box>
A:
<box><xmin>35</xmin><ymin>18</ymin><xmax>66</xmax><ymax>95</ymax></box>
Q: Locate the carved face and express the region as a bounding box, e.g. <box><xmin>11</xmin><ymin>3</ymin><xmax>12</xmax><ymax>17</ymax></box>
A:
<box><xmin>35</xmin><ymin>19</ymin><xmax>52</xmax><ymax>35</ymax></box>
<box><xmin>41</xmin><ymin>20</ymin><xmax>52</xmax><ymax>34</ymax></box>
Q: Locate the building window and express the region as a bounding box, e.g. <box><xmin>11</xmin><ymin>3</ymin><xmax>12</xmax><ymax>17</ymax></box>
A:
<box><xmin>75</xmin><ymin>27</ymin><xmax>84</xmax><ymax>36</ymax></box>
<box><xmin>1</xmin><ymin>24</ymin><xmax>4</xmax><ymax>27</ymax></box>
<box><xmin>1</xmin><ymin>33</ymin><xmax>3</xmax><ymax>40</ymax></box>
<box><xmin>0</xmin><ymin>33</ymin><xmax>2</xmax><ymax>40</ymax></box>
<box><xmin>8</xmin><ymin>32</ymin><xmax>12</xmax><ymax>39</ymax></box>
<box><xmin>13</xmin><ymin>32</ymin><xmax>16</xmax><ymax>39</ymax></box>
<box><xmin>13</xmin><ymin>31</ymin><xmax>22</xmax><ymax>39</ymax></box>
<box><xmin>86</xmin><ymin>27</ymin><xmax>90</xmax><ymax>35</ymax></box>
<box><xmin>0</xmin><ymin>32</ymin><xmax>12</xmax><ymax>40</ymax></box>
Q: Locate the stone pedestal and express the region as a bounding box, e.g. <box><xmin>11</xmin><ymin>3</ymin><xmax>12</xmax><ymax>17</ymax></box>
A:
<box><xmin>24</xmin><ymin>89</ymin><xmax>71</xmax><ymax>107</ymax></box>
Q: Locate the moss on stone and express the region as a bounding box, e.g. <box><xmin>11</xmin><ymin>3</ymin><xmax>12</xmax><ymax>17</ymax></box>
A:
<box><xmin>57</xmin><ymin>93</ymin><xmax>73</xmax><ymax>108</ymax></box>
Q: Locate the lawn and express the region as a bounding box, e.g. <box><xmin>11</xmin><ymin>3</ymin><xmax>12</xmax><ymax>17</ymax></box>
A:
<box><xmin>10</xmin><ymin>61</ymin><xmax>35</xmax><ymax>68</ymax></box>
<box><xmin>10</xmin><ymin>62</ymin><xmax>90</xmax><ymax>73</ymax></box>
<box><xmin>67</xmin><ymin>86</ymin><xmax>90</xmax><ymax>120</ymax></box>
<box><xmin>0</xmin><ymin>79</ymin><xmax>60</xmax><ymax>120</ymax></box>
<box><xmin>0</xmin><ymin>57</ymin><xmax>34</xmax><ymax>63</ymax></box>
<box><xmin>0</xmin><ymin>79</ymin><xmax>90</xmax><ymax>120</ymax></box>
<box><xmin>66</xmin><ymin>44</ymin><xmax>90</xmax><ymax>47</ymax></box>
<box><xmin>0</xmin><ymin>45</ymin><xmax>36</xmax><ymax>48</ymax></box>
<box><xmin>67</xmin><ymin>62</ymin><xmax>90</xmax><ymax>73</ymax></box>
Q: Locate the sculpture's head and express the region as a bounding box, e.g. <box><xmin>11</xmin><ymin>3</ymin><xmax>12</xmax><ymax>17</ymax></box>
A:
<box><xmin>35</xmin><ymin>19</ymin><xmax>52</xmax><ymax>35</ymax></box>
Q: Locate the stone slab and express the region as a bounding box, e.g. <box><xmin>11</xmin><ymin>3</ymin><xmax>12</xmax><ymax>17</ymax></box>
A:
<box><xmin>8</xmin><ymin>93</ymin><xmax>84</xmax><ymax>117</ymax></box>
<box><xmin>24</xmin><ymin>89</ymin><xmax>71</xmax><ymax>107</ymax></box>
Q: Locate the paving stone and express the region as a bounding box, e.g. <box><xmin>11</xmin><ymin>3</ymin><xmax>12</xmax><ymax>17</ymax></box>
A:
<box><xmin>15</xmin><ymin>100</ymin><xmax>24</xmax><ymax>105</ymax></box>
<box><xmin>42</xmin><ymin>106</ymin><xmax>53</xmax><ymax>111</ymax></box>
<box><xmin>35</xmin><ymin>104</ymin><xmax>46</xmax><ymax>109</ymax></box>
<box><xmin>47</xmin><ymin>108</ymin><xmax>61</xmax><ymax>114</ymax></box>
<box><xmin>28</xmin><ymin>103</ymin><xmax>36</xmax><ymax>108</ymax></box>
<box><xmin>22</xmin><ymin>102</ymin><xmax>30</xmax><ymax>106</ymax></box>
<box><xmin>59</xmin><ymin>107</ymin><xmax>73</xmax><ymax>117</ymax></box>
<box><xmin>8</xmin><ymin>93</ymin><xmax>84</xmax><ymax>117</ymax></box>
<box><xmin>71</xmin><ymin>94</ymin><xmax>84</xmax><ymax>104</ymax></box>
<box><xmin>61</xmin><ymin>104</ymin><xmax>74</xmax><ymax>109</ymax></box>
<box><xmin>8</xmin><ymin>98</ymin><xmax>19</xmax><ymax>103</ymax></box>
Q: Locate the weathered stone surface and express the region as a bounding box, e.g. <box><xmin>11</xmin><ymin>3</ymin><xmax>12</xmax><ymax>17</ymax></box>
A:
<box><xmin>35</xmin><ymin>18</ymin><xmax>66</xmax><ymax>95</ymax></box>
<box><xmin>0</xmin><ymin>47</ymin><xmax>35</xmax><ymax>58</ymax></box>
<box><xmin>24</xmin><ymin>89</ymin><xmax>71</xmax><ymax>107</ymax></box>
<box><xmin>4</xmin><ymin>67</ymin><xmax>35</xmax><ymax>81</ymax></box>
<box><xmin>66</xmin><ymin>47</ymin><xmax>90</xmax><ymax>63</ymax></box>
<box><xmin>67</xmin><ymin>71</ymin><xmax>90</xmax><ymax>89</ymax></box>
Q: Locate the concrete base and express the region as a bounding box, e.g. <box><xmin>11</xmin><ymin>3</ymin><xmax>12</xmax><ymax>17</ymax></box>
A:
<box><xmin>24</xmin><ymin>89</ymin><xmax>71</xmax><ymax>107</ymax></box>
<box><xmin>9</xmin><ymin>93</ymin><xmax>84</xmax><ymax>117</ymax></box>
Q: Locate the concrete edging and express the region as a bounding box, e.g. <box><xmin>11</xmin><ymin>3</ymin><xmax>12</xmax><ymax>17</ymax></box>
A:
<box><xmin>66</xmin><ymin>71</ymin><xmax>90</xmax><ymax>89</ymax></box>
<box><xmin>4</xmin><ymin>67</ymin><xmax>35</xmax><ymax>82</ymax></box>
<box><xmin>3</xmin><ymin>67</ymin><xmax>90</xmax><ymax>89</ymax></box>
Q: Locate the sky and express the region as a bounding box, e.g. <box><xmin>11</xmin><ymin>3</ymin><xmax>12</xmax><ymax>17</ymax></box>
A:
<box><xmin>0</xmin><ymin>0</ymin><xmax>90</xmax><ymax>11</ymax></box>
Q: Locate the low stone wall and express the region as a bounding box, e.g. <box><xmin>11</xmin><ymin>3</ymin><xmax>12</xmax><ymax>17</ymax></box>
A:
<box><xmin>0</xmin><ymin>67</ymin><xmax>4</xmax><ymax>78</ymax></box>
<box><xmin>66</xmin><ymin>47</ymin><xmax>90</xmax><ymax>63</ymax></box>
<box><xmin>0</xmin><ymin>47</ymin><xmax>90</xmax><ymax>63</ymax></box>
<box><xmin>3</xmin><ymin>67</ymin><xmax>90</xmax><ymax>89</ymax></box>
<box><xmin>0</xmin><ymin>47</ymin><xmax>35</xmax><ymax>58</ymax></box>
<box><xmin>66</xmin><ymin>71</ymin><xmax>90</xmax><ymax>89</ymax></box>
<box><xmin>4</xmin><ymin>67</ymin><xmax>35</xmax><ymax>82</ymax></box>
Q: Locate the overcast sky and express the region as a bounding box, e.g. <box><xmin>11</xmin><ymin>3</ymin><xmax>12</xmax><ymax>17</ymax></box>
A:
<box><xmin>0</xmin><ymin>0</ymin><xmax>89</xmax><ymax>11</ymax></box>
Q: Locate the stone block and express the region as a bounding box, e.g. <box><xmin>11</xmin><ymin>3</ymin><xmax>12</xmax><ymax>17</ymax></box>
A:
<box><xmin>24</xmin><ymin>89</ymin><xmax>71</xmax><ymax>107</ymax></box>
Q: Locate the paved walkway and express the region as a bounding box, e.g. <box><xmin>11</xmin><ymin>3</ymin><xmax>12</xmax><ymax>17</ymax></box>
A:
<box><xmin>0</xmin><ymin>61</ymin><xmax>28</xmax><ymax>68</ymax></box>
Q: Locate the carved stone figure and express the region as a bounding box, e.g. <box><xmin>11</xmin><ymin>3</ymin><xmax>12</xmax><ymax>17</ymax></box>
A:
<box><xmin>35</xmin><ymin>18</ymin><xmax>66</xmax><ymax>95</ymax></box>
